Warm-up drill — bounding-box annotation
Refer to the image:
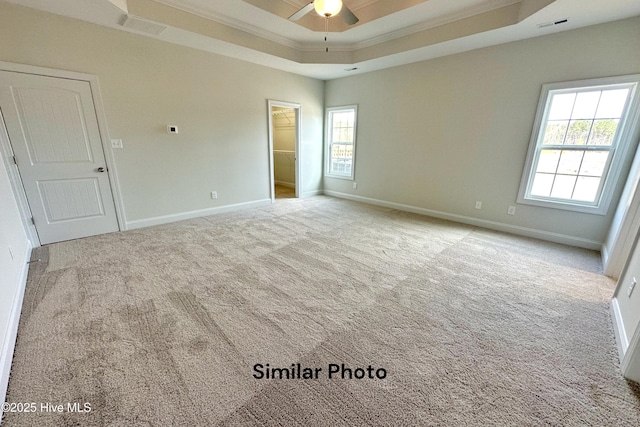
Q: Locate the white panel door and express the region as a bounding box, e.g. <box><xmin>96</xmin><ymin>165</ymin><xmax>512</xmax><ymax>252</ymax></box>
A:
<box><xmin>0</xmin><ymin>71</ymin><xmax>118</xmax><ymax>244</ymax></box>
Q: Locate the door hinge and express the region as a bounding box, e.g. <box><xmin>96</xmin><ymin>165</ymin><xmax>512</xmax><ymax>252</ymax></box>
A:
<box><xmin>30</xmin><ymin>217</ymin><xmax>35</xmax><ymax>226</ymax></box>
<box><xmin>12</xmin><ymin>156</ymin><xmax>17</xmax><ymax>165</ymax></box>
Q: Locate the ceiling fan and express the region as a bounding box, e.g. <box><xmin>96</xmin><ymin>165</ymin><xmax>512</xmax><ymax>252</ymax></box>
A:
<box><xmin>288</xmin><ymin>0</ymin><xmax>360</xmax><ymax>26</ymax></box>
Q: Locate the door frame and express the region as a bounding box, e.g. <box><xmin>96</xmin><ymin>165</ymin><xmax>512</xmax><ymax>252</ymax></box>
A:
<box><xmin>267</xmin><ymin>100</ymin><xmax>301</xmax><ymax>202</ymax></box>
<box><xmin>0</xmin><ymin>61</ymin><xmax>126</xmax><ymax>246</ymax></box>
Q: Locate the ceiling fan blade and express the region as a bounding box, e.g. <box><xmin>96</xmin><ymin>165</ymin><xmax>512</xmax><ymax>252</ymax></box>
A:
<box><xmin>340</xmin><ymin>4</ymin><xmax>359</xmax><ymax>25</ymax></box>
<box><xmin>288</xmin><ymin>2</ymin><xmax>315</xmax><ymax>22</ymax></box>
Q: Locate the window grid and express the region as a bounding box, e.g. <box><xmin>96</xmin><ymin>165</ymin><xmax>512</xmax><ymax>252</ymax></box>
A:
<box><xmin>326</xmin><ymin>106</ymin><xmax>357</xmax><ymax>179</ymax></box>
<box><xmin>530</xmin><ymin>88</ymin><xmax>625</xmax><ymax>204</ymax></box>
<box><xmin>519</xmin><ymin>76</ymin><xmax>640</xmax><ymax>215</ymax></box>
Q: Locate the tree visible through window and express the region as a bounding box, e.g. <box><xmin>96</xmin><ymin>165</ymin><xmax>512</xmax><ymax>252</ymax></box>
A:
<box><xmin>326</xmin><ymin>106</ymin><xmax>357</xmax><ymax>179</ymax></box>
<box><xmin>518</xmin><ymin>76</ymin><xmax>640</xmax><ymax>214</ymax></box>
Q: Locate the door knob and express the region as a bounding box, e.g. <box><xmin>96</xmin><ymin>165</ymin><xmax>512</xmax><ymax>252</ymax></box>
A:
<box><xmin>96</xmin><ymin>167</ymin><xmax>106</xmax><ymax>173</ymax></box>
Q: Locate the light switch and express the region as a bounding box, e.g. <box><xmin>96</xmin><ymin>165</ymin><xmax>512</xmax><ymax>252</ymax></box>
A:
<box><xmin>111</xmin><ymin>139</ymin><xmax>123</xmax><ymax>149</ymax></box>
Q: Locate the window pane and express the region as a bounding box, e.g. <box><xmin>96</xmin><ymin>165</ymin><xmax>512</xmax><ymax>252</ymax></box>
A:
<box><xmin>333</xmin><ymin>127</ymin><xmax>353</xmax><ymax>143</ymax></box>
<box><xmin>531</xmin><ymin>173</ymin><xmax>554</xmax><ymax>197</ymax></box>
<box><xmin>565</xmin><ymin>120</ymin><xmax>591</xmax><ymax>145</ymax></box>
<box><xmin>536</xmin><ymin>149</ymin><xmax>560</xmax><ymax>173</ymax></box>
<box><xmin>327</xmin><ymin>107</ymin><xmax>356</xmax><ymax>178</ymax></box>
<box><xmin>579</xmin><ymin>151</ymin><xmax>609</xmax><ymax>177</ymax></box>
<box><xmin>542</xmin><ymin>121</ymin><xmax>568</xmax><ymax>145</ymax></box>
<box><xmin>330</xmin><ymin>159</ymin><xmax>351</xmax><ymax>175</ymax></box>
<box><xmin>331</xmin><ymin>143</ymin><xmax>352</xmax><ymax>158</ymax></box>
<box><xmin>333</xmin><ymin>111</ymin><xmax>354</xmax><ymax>127</ymax></box>
<box><xmin>595</xmin><ymin>89</ymin><xmax>629</xmax><ymax>118</ymax></box>
<box><xmin>587</xmin><ymin>119</ymin><xmax>618</xmax><ymax>146</ymax></box>
<box><xmin>548</xmin><ymin>93</ymin><xmax>576</xmax><ymax>120</ymax></box>
<box><xmin>571</xmin><ymin>91</ymin><xmax>600</xmax><ymax>119</ymax></box>
<box><xmin>330</xmin><ymin>143</ymin><xmax>353</xmax><ymax>176</ymax></box>
<box><xmin>340</xmin><ymin>127</ymin><xmax>353</xmax><ymax>143</ymax></box>
<box><xmin>550</xmin><ymin>175</ymin><xmax>577</xmax><ymax>199</ymax></box>
<box><xmin>521</xmin><ymin>78</ymin><xmax>639</xmax><ymax>211</ymax></box>
<box><xmin>333</xmin><ymin>162</ymin><xmax>350</xmax><ymax>175</ymax></box>
<box><xmin>331</xmin><ymin>110</ymin><xmax>355</xmax><ymax>145</ymax></box>
<box><xmin>573</xmin><ymin>176</ymin><xmax>601</xmax><ymax>202</ymax></box>
<box><xmin>557</xmin><ymin>150</ymin><xmax>584</xmax><ymax>175</ymax></box>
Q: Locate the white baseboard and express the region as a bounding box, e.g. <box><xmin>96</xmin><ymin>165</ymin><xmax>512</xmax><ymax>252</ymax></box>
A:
<box><xmin>274</xmin><ymin>180</ymin><xmax>295</xmax><ymax>188</ymax></box>
<box><xmin>302</xmin><ymin>189</ymin><xmax>323</xmax><ymax>197</ymax></box>
<box><xmin>1</xmin><ymin>241</ymin><xmax>32</xmax><ymax>412</ymax></box>
<box><xmin>323</xmin><ymin>191</ymin><xmax>602</xmax><ymax>250</ymax></box>
<box><xmin>621</xmin><ymin>323</ymin><xmax>640</xmax><ymax>383</ymax></box>
<box><xmin>611</xmin><ymin>297</ymin><xmax>629</xmax><ymax>362</ymax></box>
<box><xmin>126</xmin><ymin>199</ymin><xmax>272</xmax><ymax>230</ymax></box>
<box><xmin>601</xmin><ymin>243</ymin><xmax>611</xmax><ymax>275</ymax></box>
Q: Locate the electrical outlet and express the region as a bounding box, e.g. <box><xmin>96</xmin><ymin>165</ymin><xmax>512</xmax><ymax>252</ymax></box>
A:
<box><xmin>475</xmin><ymin>201</ymin><xmax>482</xmax><ymax>210</ymax></box>
<box><xmin>353</xmin><ymin>182</ymin><xmax>357</xmax><ymax>189</ymax></box>
<box><xmin>629</xmin><ymin>278</ymin><xmax>637</xmax><ymax>298</ymax></box>
<box><xmin>507</xmin><ymin>206</ymin><xmax>516</xmax><ymax>215</ymax></box>
<box><xmin>211</xmin><ymin>191</ymin><xmax>218</xmax><ymax>199</ymax></box>
<box><xmin>111</xmin><ymin>139</ymin><xmax>123</xmax><ymax>149</ymax></box>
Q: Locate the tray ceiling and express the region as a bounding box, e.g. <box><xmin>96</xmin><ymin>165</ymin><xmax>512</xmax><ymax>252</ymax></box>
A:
<box><xmin>241</xmin><ymin>0</ymin><xmax>432</xmax><ymax>33</ymax></box>
<box><xmin>5</xmin><ymin>0</ymin><xmax>640</xmax><ymax>80</ymax></box>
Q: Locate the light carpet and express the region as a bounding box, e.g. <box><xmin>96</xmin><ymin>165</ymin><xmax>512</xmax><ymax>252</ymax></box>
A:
<box><xmin>3</xmin><ymin>195</ymin><xmax>640</xmax><ymax>426</ymax></box>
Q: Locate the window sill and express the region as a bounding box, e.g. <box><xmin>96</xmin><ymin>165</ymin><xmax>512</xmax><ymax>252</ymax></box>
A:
<box><xmin>517</xmin><ymin>195</ymin><xmax>608</xmax><ymax>215</ymax></box>
<box><xmin>325</xmin><ymin>174</ymin><xmax>354</xmax><ymax>181</ymax></box>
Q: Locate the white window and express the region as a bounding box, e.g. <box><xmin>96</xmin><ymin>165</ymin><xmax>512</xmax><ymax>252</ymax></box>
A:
<box><xmin>518</xmin><ymin>75</ymin><xmax>640</xmax><ymax>214</ymax></box>
<box><xmin>325</xmin><ymin>105</ymin><xmax>358</xmax><ymax>179</ymax></box>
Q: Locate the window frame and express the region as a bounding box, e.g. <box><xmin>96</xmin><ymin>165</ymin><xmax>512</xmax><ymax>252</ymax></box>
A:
<box><xmin>325</xmin><ymin>105</ymin><xmax>358</xmax><ymax>180</ymax></box>
<box><xmin>517</xmin><ymin>75</ymin><xmax>640</xmax><ymax>215</ymax></box>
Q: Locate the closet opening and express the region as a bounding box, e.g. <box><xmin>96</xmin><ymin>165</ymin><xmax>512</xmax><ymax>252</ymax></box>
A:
<box><xmin>268</xmin><ymin>100</ymin><xmax>301</xmax><ymax>201</ymax></box>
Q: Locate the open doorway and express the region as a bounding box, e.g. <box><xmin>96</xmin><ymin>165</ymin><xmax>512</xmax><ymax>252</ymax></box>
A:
<box><xmin>268</xmin><ymin>100</ymin><xmax>301</xmax><ymax>201</ymax></box>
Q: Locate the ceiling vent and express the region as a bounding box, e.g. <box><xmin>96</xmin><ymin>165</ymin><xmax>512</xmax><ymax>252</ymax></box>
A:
<box><xmin>119</xmin><ymin>15</ymin><xmax>167</xmax><ymax>35</ymax></box>
<box><xmin>537</xmin><ymin>18</ymin><xmax>569</xmax><ymax>29</ymax></box>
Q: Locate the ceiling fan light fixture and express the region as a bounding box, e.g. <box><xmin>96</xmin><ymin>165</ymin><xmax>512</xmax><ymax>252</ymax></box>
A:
<box><xmin>314</xmin><ymin>0</ymin><xmax>342</xmax><ymax>17</ymax></box>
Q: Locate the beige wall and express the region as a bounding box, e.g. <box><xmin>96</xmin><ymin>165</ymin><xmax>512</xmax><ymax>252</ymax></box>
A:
<box><xmin>325</xmin><ymin>16</ymin><xmax>640</xmax><ymax>245</ymax></box>
<box><xmin>274</xmin><ymin>151</ymin><xmax>296</xmax><ymax>186</ymax></box>
<box><xmin>615</xmin><ymin>235</ymin><xmax>640</xmax><ymax>348</ymax></box>
<box><xmin>274</xmin><ymin>128</ymin><xmax>296</xmax><ymax>152</ymax></box>
<box><xmin>1</xmin><ymin>2</ymin><xmax>639</xmax><ymax>243</ymax></box>
<box><xmin>273</xmin><ymin>108</ymin><xmax>296</xmax><ymax>152</ymax></box>
<box><xmin>0</xmin><ymin>149</ymin><xmax>30</xmax><ymax>406</ymax></box>
<box><xmin>0</xmin><ymin>3</ymin><xmax>324</xmax><ymax>224</ymax></box>
<box><xmin>612</xmin><ymin>230</ymin><xmax>640</xmax><ymax>382</ymax></box>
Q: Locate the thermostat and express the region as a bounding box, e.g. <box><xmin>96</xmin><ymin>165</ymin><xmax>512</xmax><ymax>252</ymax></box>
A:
<box><xmin>167</xmin><ymin>125</ymin><xmax>179</xmax><ymax>134</ymax></box>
